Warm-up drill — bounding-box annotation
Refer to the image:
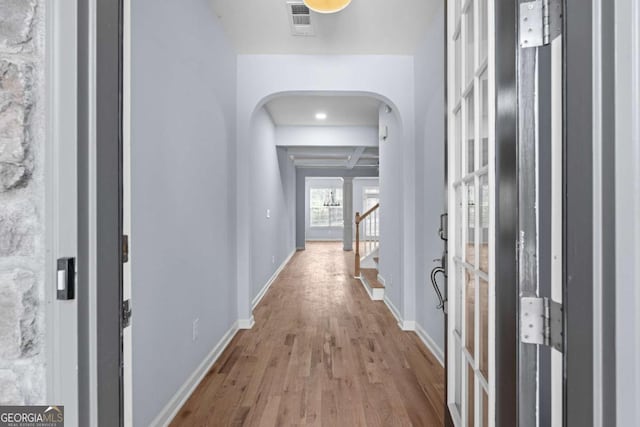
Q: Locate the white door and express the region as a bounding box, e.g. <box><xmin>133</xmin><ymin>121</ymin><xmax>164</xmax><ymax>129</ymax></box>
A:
<box><xmin>447</xmin><ymin>0</ymin><xmax>494</xmax><ymax>425</ymax></box>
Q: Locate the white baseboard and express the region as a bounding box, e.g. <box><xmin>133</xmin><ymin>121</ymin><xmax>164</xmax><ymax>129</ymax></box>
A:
<box><xmin>238</xmin><ymin>316</ymin><xmax>255</xmax><ymax>330</ymax></box>
<box><xmin>383</xmin><ymin>294</ymin><xmax>403</xmax><ymax>327</ymax></box>
<box><xmin>382</xmin><ymin>296</ymin><xmax>444</xmax><ymax>367</ymax></box>
<box><xmin>358</xmin><ymin>276</ymin><xmax>384</xmax><ymax>301</ymax></box>
<box><xmin>252</xmin><ymin>249</ymin><xmax>296</xmax><ymax>310</ymax></box>
<box><xmin>415</xmin><ymin>323</ymin><xmax>445</xmax><ymax>367</ymax></box>
<box><xmin>151</xmin><ymin>321</ymin><xmax>239</xmax><ymax>426</ymax></box>
<box><xmin>400</xmin><ymin>320</ymin><xmax>416</xmax><ymax>331</ymax></box>
<box><xmin>376</xmin><ymin>274</ymin><xmax>386</xmax><ymax>287</ymax></box>
<box><xmin>382</xmin><ymin>295</ymin><xmax>414</xmax><ymax>331</ymax></box>
<box><xmin>371</xmin><ymin>288</ymin><xmax>385</xmax><ymax>300</ymax></box>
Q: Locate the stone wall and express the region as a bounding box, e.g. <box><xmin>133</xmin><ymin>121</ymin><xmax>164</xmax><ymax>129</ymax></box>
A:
<box><xmin>0</xmin><ymin>0</ymin><xmax>46</xmax><ymax>404</ymax></box>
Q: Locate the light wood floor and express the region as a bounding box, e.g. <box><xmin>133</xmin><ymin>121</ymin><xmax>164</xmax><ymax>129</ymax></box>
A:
<box><xmin>171</xmin><ymin>242</ymin><xmax>444</xmax><ymax>427</ymax></box>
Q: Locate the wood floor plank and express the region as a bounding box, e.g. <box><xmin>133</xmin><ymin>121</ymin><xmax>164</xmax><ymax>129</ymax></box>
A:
<box><xmin>170</xmin><ymin>242</ymin><xmax>444</xmax><ymax>426</ymax></box>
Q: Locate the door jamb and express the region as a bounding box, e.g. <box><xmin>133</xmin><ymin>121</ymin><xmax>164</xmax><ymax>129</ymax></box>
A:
<box><xmin>563</xmin><ymin>1</ymin><xmax>597</xmax><ymax>425</ymax></box>
<box><xmin>494</xmin><ymin>0</ymin><xmax>519</xmax><ymax>425</ymax></box>
<box><xmin>593</xmin><ymin>0</ymin><xmax>617</xmax><ymax>424</ymax></box>
<box><xmin>77</xmin><ymin>0</ymin><xmax>124</xmax><ymax>424</ymax></box>
<box><xmin>45</xmin><ymin>0</ymin><xmax>79</xmax><ymax>423</ymax></box>
<box><xmin>613</xmin><ymin>0</ymin><xmax>640</xmax><ymax>425</ymax></box>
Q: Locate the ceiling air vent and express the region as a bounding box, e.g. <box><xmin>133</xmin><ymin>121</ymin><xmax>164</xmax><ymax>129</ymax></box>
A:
<box><xmin>286</xmin><ymin>1</ymin><xmax>315</xmax><ymax>36</ymax></box>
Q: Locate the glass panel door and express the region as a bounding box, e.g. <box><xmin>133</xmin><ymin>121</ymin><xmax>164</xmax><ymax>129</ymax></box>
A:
<box><xmin>447</xmin><ymin>0</ymin><xmax>494</xmax><ymax>425</ymax></box>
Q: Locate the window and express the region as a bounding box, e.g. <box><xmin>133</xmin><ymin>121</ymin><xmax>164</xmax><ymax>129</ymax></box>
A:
<box><xmin>310</xmin><ymin>187</ymin><xmax>343</xmax><ymax>227</ymax></box>
<box><xmin>363</xmin><ymin>187</ymin><xmax>379</xmax><ymax>211</ymax></box>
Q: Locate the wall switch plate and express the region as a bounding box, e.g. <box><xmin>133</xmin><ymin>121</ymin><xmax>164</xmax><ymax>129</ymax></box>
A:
<box><xmin>192</xmin><ymin>318</ymin><xmax>199</xmax><ymax>342</ymax></box>
<box><xmin>266</xmin><ymin>209</ymin><xmax>271</xmax><ymax>219</ymax></box>
<box><xmin>272</xmin><ymin>255</ymin><xmax>276</xmax><ymax>264</ymax></box>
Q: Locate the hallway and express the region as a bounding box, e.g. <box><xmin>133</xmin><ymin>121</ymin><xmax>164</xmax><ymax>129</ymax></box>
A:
<box><xmin>171</xmin><ymin>243</ymin><xmax>444</xmax><ymax>426</ymax></box>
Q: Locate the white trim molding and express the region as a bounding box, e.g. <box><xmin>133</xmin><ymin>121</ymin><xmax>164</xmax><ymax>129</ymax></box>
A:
<box><xmin>358</xmin><ymin>276</ymin><xmax>384</xmax><ymax>301</ymax></box>
<box><xmin>238</xmin><ymin>316</ymin><xmax>255</xmax><ymax>330</ymax></box>
<box><xmin>383</xmin><ymin>294</ymin><xmax>403</xmax><ymax>326</ymax></box>
<box><xmin>615</xmin><ymin>0</ymin><xmax>640</xmax><ymax>424</ymax></box>
<box><xmin>382</xmin><ymin>295</ymin><xmax>443</xmax><ymax>366</ymax></box>
<box><xmin>46</xmin><ymin>0</ymin><xmax>80</xmax><ymax>423</ymax></box>
<box><xmin>415</xmin><ymin>323</ymin><xmax>445</xmax><ymax>367</ymax></box>
<box><xmin>382</xmin><ymin>294</ymin><xmax>413</xmax><ymax>331</ymax></box>
<box><xmin>252</xmin><ymin>250</ymin><xmax>296</xmax><ymax>310</ymax></box>
<box><xmin>400</xmin><ymin>320</ymin><xmax>416</xmax><ymax>331</ymax></box>
<box><xmin>152</xmin><ymin>321</ymin><xmax>239</xmax><ymax>426</ymax></box>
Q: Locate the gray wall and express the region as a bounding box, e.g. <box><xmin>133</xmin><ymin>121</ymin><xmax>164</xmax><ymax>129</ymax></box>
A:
<box><xmin>130</xmin><ymin>1</ymin><xmax>237</xmax><ymax>425</ymax></box>
<box><xmin>296</xmin><ymin>169</ymin><xmax>378</xmax><ymax>249</ymax></box>
<box><xmin>0</xmin><ymin>0</ymin><xmax>46</xmax><ymax>405</ymax></box>
<box><xmin>378</xmin><ymin>105</ymin><xmax>404</xmax><ymax>311</ymax></box>
<box><xmin>413</xmin><ymin>6</ymin><xmax>446</xmax><ymax>351</ymax></box>
<box><xmin>250</xmin><ymin>108</ymin><xmax>296</xmax><ymax>301</ymax></box>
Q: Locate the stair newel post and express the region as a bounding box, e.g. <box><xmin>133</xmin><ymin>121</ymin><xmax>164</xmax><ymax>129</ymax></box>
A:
<box><xmin>355</xmin><ymin>212</ymin><xmax>361</xmax><ymax>277</ymax></box>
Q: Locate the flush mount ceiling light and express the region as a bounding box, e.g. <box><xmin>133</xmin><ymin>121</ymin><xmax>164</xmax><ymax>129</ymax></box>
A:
<box><xmin>303</xmin><ymin>0</ymin><xmax>352</xmax><ymax>14</ymax></box>
<box><xmin>315</xmin><ymin>112</ymin><xmax>327</xmax><ymax>120</ymax></box>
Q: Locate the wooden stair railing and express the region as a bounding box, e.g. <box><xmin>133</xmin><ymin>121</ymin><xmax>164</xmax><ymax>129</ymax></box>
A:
<box><xmin>355</xmin><ymin>203</ymin><xmax>380</xmax><ymax>277</ymax></box>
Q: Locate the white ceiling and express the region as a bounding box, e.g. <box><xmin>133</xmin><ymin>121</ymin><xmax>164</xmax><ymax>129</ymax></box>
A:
<box><xmin>287</xmin><ymin>146</ymin><xmax>379</xmax><ymax>169</ymax></box>
<box><xmin>266</xmin><ymin>95</ymin><xmax>380</xmax><ymax>126</ymax></box>
<box><xmin>209</xmin><ymin>0</ymin><xmax>439</xmax><ymax>54</ymax></box>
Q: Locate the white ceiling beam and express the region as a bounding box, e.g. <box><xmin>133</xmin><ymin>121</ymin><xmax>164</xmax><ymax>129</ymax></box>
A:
<box><xmin>346</xmin><ymin>146</ymin><xmax>366</xmax><ymax>169</ymax></box>
<box><xmin>293</xmin><ymin>159</ymin><xmax>346</xmax><ymax>167</ymax></box>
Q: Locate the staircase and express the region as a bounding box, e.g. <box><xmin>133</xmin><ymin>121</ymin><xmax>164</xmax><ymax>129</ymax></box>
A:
<box><xmin>355</xmin><ymin>203</ymin><xmax>384</xmax><ymax>300</ymax></box>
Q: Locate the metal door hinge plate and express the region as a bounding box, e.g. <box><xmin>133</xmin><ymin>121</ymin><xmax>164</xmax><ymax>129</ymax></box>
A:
<box><xmin>520</xmin><ymin>296</ymin><xmax>563</xmax><ymax>352</ymax></box>
<box><xmin>520</xmin><ymin>0</ymin><xmax>562</xmax><ymax>48</ymax></box>
<box><xmin>122</xmin><ymin>299</ymin><xmax>132</xmax><ymax>328</ymax></box>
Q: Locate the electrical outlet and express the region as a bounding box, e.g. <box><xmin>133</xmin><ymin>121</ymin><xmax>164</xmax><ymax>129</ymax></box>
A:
<box><xmin>272</xmin><ymin>255</ymin><xmax>276</xmax><ymax>264</ymax></box>
<box><xmin>192</xmin><ymin>318</ymin><xmax>199</xmax><ymax>342</ymax></box>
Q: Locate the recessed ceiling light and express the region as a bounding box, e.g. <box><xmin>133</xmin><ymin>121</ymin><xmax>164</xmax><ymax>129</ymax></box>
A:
<box><xmin>315</xmin><ymin>112</ymin><xmax>327</xmax><ymax>120</ymax></box>
<box><xmin>304</xmin><ymin>0</ymin><xmax>352</xmax><ymax>14</ymax></box>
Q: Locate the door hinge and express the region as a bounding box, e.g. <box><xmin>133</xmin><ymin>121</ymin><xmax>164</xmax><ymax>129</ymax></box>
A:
<box><xmin>519</xmin><ymin>0</ymin><xmax>562</xmax><ymax>48</ymax></box>
<box><xmin>122</xmin><ymin>299</ymin><xmax>132</xmax><ymax>328</ymax></box>
<box><xmin>520</xmin><ymin>296</ymin><xmax>563</xmax><ymax>352</ymax></box>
